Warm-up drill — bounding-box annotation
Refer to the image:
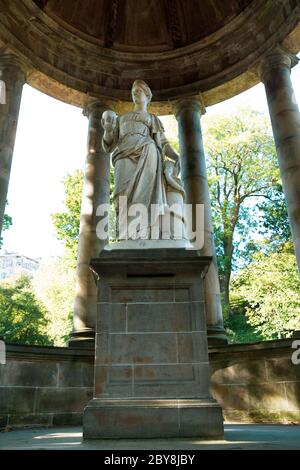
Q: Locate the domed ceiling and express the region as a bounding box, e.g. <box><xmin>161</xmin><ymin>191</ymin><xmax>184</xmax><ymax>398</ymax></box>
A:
<box><xmin>0</xmin><ymin>0</ymin><xmax>299</xmax><ymax>111</ymax></box>
<box><xmin>34</xmin><ymin>0</ymin><xmax>252</xmax><ymax>52</ymax></box>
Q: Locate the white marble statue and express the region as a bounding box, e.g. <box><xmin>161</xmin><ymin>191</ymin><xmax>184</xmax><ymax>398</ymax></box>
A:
<box><xmin>164</xmin><ymin>159</ymin><xmax>185</xmax><ymax>196</ymax></box>
<box><xmin>163</xmin><ymin>159</ymin><xmax>187</xmax><ymax>240</ymax></box>
<box><xmin>101</xmin><ymin>80</ymin><xmax>183</xmax><ymax>241</ymax></box>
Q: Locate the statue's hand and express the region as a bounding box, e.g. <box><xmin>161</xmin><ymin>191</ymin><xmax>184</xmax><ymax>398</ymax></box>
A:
<box><xmin>101</xmin><ymin>110</ymin><xmax>117</xmax><ymax>131</ymax></box>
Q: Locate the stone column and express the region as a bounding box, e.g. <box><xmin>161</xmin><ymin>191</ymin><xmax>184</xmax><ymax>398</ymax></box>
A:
<box><xmin>0</xmin><ymin>53</ymin><xmax>26</xmax><ymax>237</ymax></box>
<box><xmin>259</xmin><ymin>49</ymin><xmax>300</xmax><ymax>271</ymax></box>
<box><xmin>173</xmin><ymin>97</ymin><xmax>227</xmax><ymax>345</ymax></box>
<box><xmin>259</xmin><ymin>47</ymin><xmax>300</xmax><ymax>338</ymax></box>
<box><xmin>69</xmin><ymin>101</ymin><xmax>111</xmax><ymax>348</ymax></box>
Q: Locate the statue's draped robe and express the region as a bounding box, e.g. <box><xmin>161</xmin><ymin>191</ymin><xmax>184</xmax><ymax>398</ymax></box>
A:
<box><xmin>103</xmin><ymin>111</ymin><xmax>168</xmax><ymax>235</ymax></box>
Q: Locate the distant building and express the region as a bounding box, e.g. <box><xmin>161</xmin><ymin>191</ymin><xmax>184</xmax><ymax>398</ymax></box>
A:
<box><xmin>0</xmin><ymin>252</ymin><xmax>39</xmax><ymax>281</ymax></box>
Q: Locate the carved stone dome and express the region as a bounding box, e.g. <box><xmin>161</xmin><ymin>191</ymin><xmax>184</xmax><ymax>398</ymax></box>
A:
<box><xmin>36</xmin><ymin>0</ymin><xmax>253</xmax><ymax>52</ymax></box>
<box><xmin>0</xmin><ymin>0</ymin><xmax>299</xmax><ymax>111</ymax></box>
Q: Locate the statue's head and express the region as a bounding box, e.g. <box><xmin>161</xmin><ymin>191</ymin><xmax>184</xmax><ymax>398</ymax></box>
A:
<box><xmin>131</xmin><ymin>80</ymin><xmax>152</xmax><ymax>106</ymax></box>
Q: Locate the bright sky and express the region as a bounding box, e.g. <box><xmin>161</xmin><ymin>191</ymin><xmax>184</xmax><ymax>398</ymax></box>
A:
<box><xmin>1</xmin><ymin>60</ymin><xmax>300</xmax><ymax>260</ymax></box>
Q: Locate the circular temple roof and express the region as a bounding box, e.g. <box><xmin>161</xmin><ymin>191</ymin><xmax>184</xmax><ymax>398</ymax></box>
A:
<box><xmin>0</xmin><ymin>0</ymin><xmax>300</xmax><ymax>112</ymax></box>
<box><xmin>40</xmin><ymin>0</ymin><xmax>253</xmax><ymax>53</ymax></box>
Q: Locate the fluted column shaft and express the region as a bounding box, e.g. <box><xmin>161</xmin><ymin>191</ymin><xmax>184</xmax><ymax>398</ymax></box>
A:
<box><xmin>0</xmin><ymin>54</ymin><xmax>26</xmax><ymax>237</ymax></box>
<box><xmin>69</xmin><ymin>101</ymin><xmax>111</xmax><ymax>347</ymax></box>
<box><xmin>173</xmin><ymin>97</ymin><xmax>227</xmax><ymax>344</ymax></box>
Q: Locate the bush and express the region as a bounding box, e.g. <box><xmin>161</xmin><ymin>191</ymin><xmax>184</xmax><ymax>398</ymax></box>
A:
<box><xmin>230</xmin><ymin>243</ymin><xmax>300</xmax><ymax>340</ymax></box>
<box><xmin>0</xmin><ymin>275</ymin><xmax>52</xmax><ymax>345</ymax></box>
<box><xmin>225</xmin><ymin>314</ymin><xmax>263</xmax><ymax>344</ymax></box>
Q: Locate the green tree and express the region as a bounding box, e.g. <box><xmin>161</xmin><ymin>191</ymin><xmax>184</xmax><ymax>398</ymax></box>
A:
<box><xmin>202</xmin><ymin>108</ymin><xmax>278</xmax><ymax>314</ymax></box>
<box><xmin>0</xmin><ymin>275</ymin><xmax>51</xmax><ymax>345</ymax></box>
<box><xmin>48</xmin><ymin>167</ymin><xmax>115</xmax><ymax>345</ymax></box>
<box><xmin>230</xmin><ymin>241</ymin><xmax>300</xmax><ymax>339</ymax></box>
<box><xmin>52</xmin><ymin>167</ymin><xmax>115</xmax><ymax>267</ymax></box>
<box><xmin>2</xmin><ymin>213</ymin><xmax>12</xmax><ymax>232</ymax></box>
<box><xmin>0</xmin><ymin>210</ymin><xmax>12</xmax><ymax>248</ymax></box>
<box><xmin>224</xmin><ymin>313</ymin><xmax>263</xmax><ymax>344</ymax></box>
<box><xmin>52</xmin><ymin>170</ymin><xmax>84</xmax><ymax>266</ymax></box>
<box><xmin>257</xmin><ymin>183</ymin><xmax>291</xmax><ymax>251</ymax></box>
<box><xmin>33</xmin><ymin>257</ymin><xmax>75</xmax><ymax>346</ymax></box>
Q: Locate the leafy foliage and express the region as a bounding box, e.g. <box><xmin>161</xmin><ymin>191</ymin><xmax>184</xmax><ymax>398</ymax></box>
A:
<box><xmin>0</xmin><ymin>275</ymin><xmax>51</xmax><ymax>345</ymax></box>
<box><xmin>52</xmin><ymin>170</ymin><xmax>84</xmax><ymax>267</ymax></box>
<box><xmin>33</xmin><ymin>257</ymin><xmax>75</xmax><ymax>346</ymax></box>
<box><xmin>2</xmin><ymin>213</ymin><xmax>12</xmax><ymax>232</ymax></box>
<box><xmin>52</xmin><ymin>167</ymin><xmax>115</xmax><ymax>267</ymax></box>
<box><xmin>47</xmin><ymin>167</ymin><xmax>115</xmax><ymax>345</ymax></box>
<box><xmin>257</xmin><ymin>183</ymin><xmax>291</xmax><ymax>251</ymax></box>
<box><xmin>202</xmin><ymin>108</ymin><xmax>278</xmax><ymax>311</ymax></box>
<box><xmin>225</xmin><ymin>314</ymin><xmax>263</xmax><ymax>344</ymax></box>
<box><xmin>170</xmin><ymin>110</ymin><xmax>298</xmax><ymax>342</ymax></box>
<box><xmin>0</xmin><ymin>211</ymin><xmax>12</xmax><ymax>248</ymax></box>
<box><xmin>230</xmin><ymin>242</ymin><xmax>300</xmax><ymax>339</ymax></box>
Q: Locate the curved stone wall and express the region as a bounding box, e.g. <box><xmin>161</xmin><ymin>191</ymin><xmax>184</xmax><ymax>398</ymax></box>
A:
<box><xmin>0</xmin><ymin>339</ymin><xmax>299</xmax><ymax>429</ymax></box>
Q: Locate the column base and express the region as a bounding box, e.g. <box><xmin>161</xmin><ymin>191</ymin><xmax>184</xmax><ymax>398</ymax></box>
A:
<box><xmin>207</xmin><ymin>326</ymin><xmax>228</xmax><ymax>346</ymax></box>
<box><xmin>68</xmin><ymin>329</ymin><xmax>95</xmax><ymax>349</ymax></box>
<box><xmin>83</xmin><ymin>398</ymin><xmax>224</xmax><ymax>439</ymax></box>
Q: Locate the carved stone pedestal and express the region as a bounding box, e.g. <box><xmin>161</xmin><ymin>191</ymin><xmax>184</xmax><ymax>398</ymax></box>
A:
<box><xmin>83</xmin><ymin>249</ymin><xmax>224</xmax><ymax>439</ymax></box>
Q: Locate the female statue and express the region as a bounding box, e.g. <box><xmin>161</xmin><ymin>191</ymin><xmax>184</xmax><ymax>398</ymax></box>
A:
<box><xmin>101</xmin><ymin>80</ymin><xmax>180</xmax><ymax>239</ymax></box>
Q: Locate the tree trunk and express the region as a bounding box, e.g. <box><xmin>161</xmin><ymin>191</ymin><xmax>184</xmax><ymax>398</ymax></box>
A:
<box><xmin>222</xmin><ymin>235</ymin><xmax>234</xmax><ymax>315</ymax></box>
<box><xmin>222</xmin><ymin>270</ymin><xmax>231</xmax><ymax>315</ymax></box>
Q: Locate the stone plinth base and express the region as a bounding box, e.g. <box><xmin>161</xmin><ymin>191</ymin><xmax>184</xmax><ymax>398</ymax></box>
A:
<box><xmin>84</xmin><ymin>398</ymin><xmax>223</xmax><ymax>439</ymax></box>
<box><xmin>83</xmin><ymin>249</ymin><xmax>224</xmax><ymax>439</ymax></box>
<box><xmin>207</xmin><ymin>326</ymin><xmax>228</xmax><ymax>346</ymax></box>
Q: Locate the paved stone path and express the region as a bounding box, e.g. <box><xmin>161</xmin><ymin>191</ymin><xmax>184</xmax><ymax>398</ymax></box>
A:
<box><xmin>0</xmin><ymin>424</ymin><xmax>300</xmax><ymax>450</ymax></box>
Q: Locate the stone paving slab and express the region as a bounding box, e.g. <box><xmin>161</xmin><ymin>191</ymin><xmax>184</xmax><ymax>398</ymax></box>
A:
<box><xmin>0</xmin><ymin>425</ymin><xmax>300</xmax><ymax>450</ymax></box>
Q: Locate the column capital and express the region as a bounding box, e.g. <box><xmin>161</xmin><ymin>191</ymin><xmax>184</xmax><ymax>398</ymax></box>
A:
<box><xmin>171</xmin><ymin>95</ymin><xmax>206</xmax><ymax>119</ymax></box>
<box><xmin>0</xmin><ymin>51</ymin><xmax>28</xmax><ymax>82</ymax></box>
<box><xmin>257</xmin><ymin>46</ymin><xmax>299</xmax><ymax>83</ymax></box>
<box><xmin>83</xmin><ymin>99</ymin><xmax>115</xmax><ymax>118</ymax></box>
